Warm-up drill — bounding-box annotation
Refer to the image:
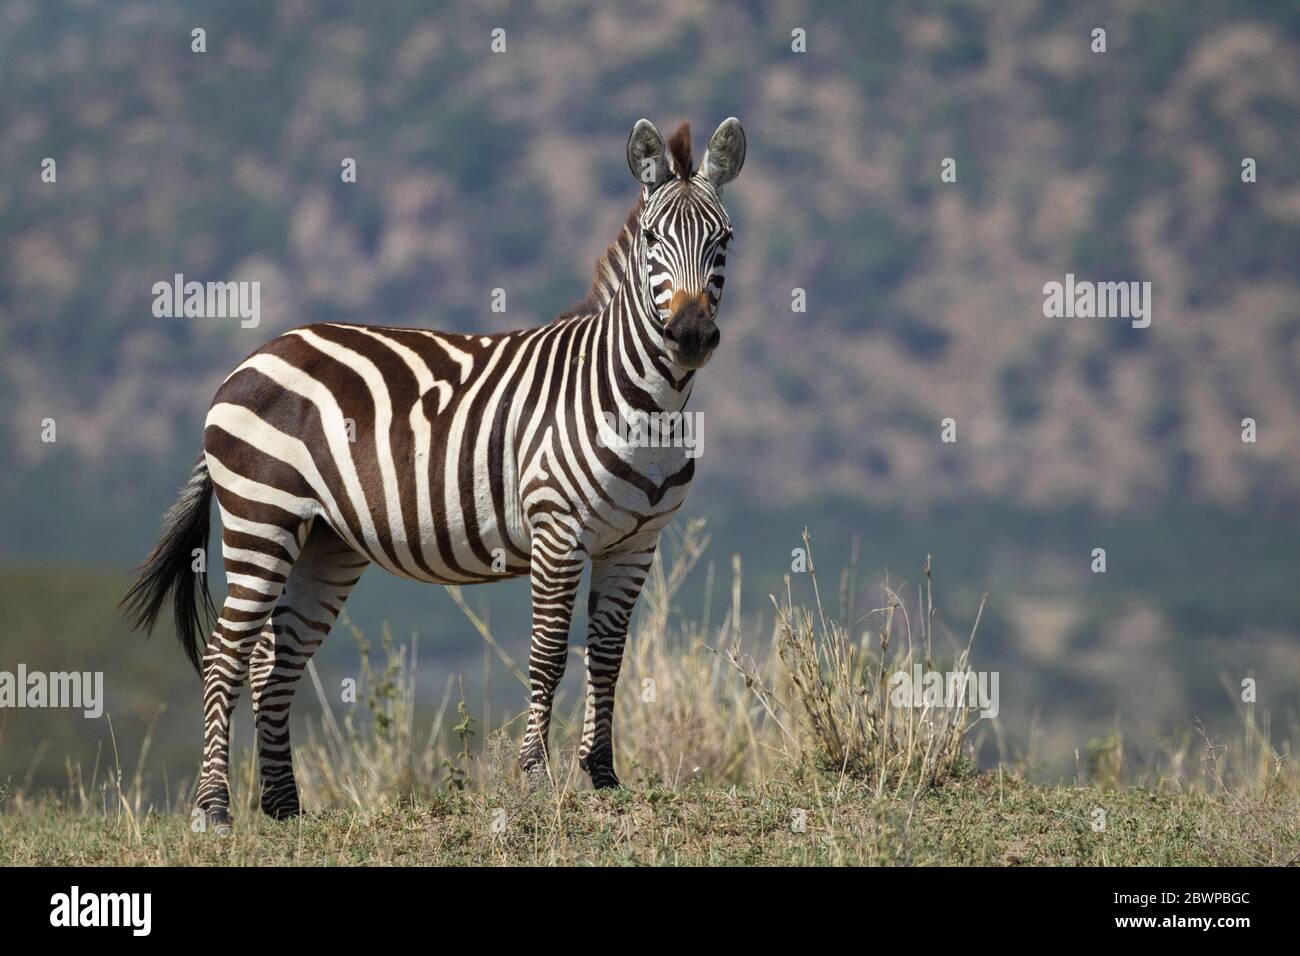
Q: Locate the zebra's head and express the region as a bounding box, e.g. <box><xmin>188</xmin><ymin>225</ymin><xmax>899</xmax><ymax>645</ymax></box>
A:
<box><xmin>627</xmin><ymin>118</ymin><xmax>746</xmax><ymax>371</ymax></box>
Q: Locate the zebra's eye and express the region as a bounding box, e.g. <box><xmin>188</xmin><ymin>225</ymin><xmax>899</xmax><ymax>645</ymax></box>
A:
<box><xmin>643</xmin><ymin>229</ymin><xmax>659</xmax><ymax>246</ymax></box>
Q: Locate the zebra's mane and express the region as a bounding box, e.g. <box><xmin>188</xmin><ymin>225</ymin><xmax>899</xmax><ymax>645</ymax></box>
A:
<box><xmin>665</xmin><ymin>121</ymin><xmax>694</xmax><ymax>178</ymax></box>
<box><xmin>556</xmin><ymin>123</ymin><xmax>694</xmax><ymax>323</ymax></box>
<box><xmin>556</xmin><ymin>196</ymin><xmax>645</xmax><ymax>322</ymax></box>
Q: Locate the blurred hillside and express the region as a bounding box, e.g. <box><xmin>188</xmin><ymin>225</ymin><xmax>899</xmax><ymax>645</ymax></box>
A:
<box><xmin>3</xmin><ymin>0</ymin><xmax>1300</xmax><ymax>536</ymax></box>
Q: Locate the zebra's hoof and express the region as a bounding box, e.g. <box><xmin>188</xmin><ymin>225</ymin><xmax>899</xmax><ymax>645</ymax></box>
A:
<box><xmin>580</xmin><ymin>755</ymin><xmax>621</xmax><ymax>790</ymax></box>
<box><xmin>201</xmin><ymin>807</ymin><xmax>234</xmax><ymax>836</ymax></box>
<box><xmin>582</xmin><ymin>759</ymin><xmax>621</xmax><ymax>790</ymax></box>
<box><xmin>518</xmin><ymin>744</ymin><xmax>550</xmax><ymax>775</ymax></box>
<box><xmin>519</xmin><ymin>758</ymin><xmax>552</xmax><ymax>791</ymax></box>
<box><xmin>260</xmin><ymin>787</ymin><xmax>302</xmax><ymax>820</ymax></box>
<box><xmin>261</xmin><ymin>801</ymin><xmax>302</xmax><ymax>821</ymax></box>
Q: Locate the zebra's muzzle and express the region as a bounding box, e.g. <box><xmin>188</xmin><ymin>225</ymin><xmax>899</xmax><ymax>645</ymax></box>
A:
<box><xmin>664</xmin><ymin>296</ymin><xmax>720</xmax><ymax>370</ymax></box>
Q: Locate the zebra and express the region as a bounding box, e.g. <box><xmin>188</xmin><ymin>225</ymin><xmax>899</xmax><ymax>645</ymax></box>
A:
<box><xmin>122</xmin><ymin>117</ymin><xmax>746</xmax><ymax>828</ymax></box>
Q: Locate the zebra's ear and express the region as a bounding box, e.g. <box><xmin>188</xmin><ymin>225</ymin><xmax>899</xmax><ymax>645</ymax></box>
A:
<box><xmin>701</xmin><ymin>117</ymin><xmax>746</xmax><ymax>189</ymax></box>
<box><xmin>627</xmin><ymin>119</ymin><xmax>669</xmax><ymax>192</ymax></box>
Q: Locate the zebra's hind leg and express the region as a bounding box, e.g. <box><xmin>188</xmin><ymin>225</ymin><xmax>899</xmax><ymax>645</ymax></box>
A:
<box><xmin>249</xmin><ymin>522</ymin><xmax>368</xmax><ymax>820</ymax></box>
<box><xmin>196</xmin><ymin>517</ymin><xmax>305</xmax><ymax>832</ymax></box>
<box><xmin>578</xmin><ymin>547</ymin><xmax>654</xmax><ymax>790</ymax></box>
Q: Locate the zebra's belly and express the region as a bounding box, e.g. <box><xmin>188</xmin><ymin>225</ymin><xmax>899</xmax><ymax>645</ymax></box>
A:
<box><xmin>310</xmin><ymin>464</ymin><xmax>533</xmax><ymax>586</ymax></box>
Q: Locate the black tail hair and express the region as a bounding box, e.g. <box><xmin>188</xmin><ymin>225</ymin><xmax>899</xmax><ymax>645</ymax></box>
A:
<box><xmin>120</xmin><ymin>454</ymin><xmax>217</xmax><ymax>673</ymax></box>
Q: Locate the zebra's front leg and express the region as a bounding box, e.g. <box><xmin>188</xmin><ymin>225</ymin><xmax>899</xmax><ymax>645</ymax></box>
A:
<box><xmin>578</xmin><ymin>548</ymin><xmax>654</xmax><ymax>789</ymax></box>
<box><xmin>517</xmin><ymin>537</ymin><xmax>587</xmax><ymax>781</ymax></box>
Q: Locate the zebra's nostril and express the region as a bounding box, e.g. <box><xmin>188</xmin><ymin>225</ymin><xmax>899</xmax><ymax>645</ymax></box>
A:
<box><xmin>705</xmin><ymin>326</ymin><xmax>720</xmax><ymax>350</ymax></box>
<box><xmin>663</xmin><ymin>324</ymin><xmax>680</xmax><ymax>343</ymax></box>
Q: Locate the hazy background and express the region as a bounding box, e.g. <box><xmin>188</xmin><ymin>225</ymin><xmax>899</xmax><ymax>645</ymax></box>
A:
<box><xmin>2</xmin><ymin>0</ymin><xmax>1298</xmax><ymax>797</ymax></box>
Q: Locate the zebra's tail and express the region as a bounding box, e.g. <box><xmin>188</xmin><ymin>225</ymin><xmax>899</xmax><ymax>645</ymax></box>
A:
<box><xmin>120</xmin><ymin>453</ymin><xmax>217</xmax><ymax>674</ymax></box>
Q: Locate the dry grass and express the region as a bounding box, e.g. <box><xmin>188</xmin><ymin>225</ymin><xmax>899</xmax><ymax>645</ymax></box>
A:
<box><xmin>1</xmin><ymin>523</ymin><xmax>1295</xmax><ymax>865</ymax></box>
<box><xmin>273</xmin><ymin>521</ymin><xmax>997</xmax><ymax>810</ymax></box>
